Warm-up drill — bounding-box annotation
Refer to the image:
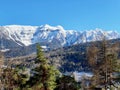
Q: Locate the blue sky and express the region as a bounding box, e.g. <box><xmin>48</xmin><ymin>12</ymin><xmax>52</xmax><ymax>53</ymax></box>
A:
<box><xmin>0</xmin><ymin>0</ymin><xmax>120</xmax><ymax>32</ymax></box>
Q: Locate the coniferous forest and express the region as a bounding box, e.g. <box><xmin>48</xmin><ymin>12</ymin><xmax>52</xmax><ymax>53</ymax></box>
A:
<box><xmin>0</xmin><ymin>39</ymin><xmax>120</xmax><ymax>90</ymax></box>
<box><xmin>1</xmin><ymin>0</ymin><xmax>120</xmax><ymax>90</ymax></box>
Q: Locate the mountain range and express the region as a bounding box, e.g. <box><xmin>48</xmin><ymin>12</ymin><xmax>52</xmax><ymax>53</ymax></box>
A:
<box><xmin>0</xmin><ymin>24</ymin><xmax>120</xmax><ymax>51</ymax></box>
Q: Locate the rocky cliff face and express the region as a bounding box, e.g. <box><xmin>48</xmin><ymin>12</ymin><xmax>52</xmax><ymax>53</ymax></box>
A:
<box><xmin>0</xmin><ymin>24</ymin><xmax>119</xmax><ymax>50</ymax></box>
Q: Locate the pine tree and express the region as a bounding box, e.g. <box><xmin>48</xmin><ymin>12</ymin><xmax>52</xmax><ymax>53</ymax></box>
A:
<box><xmin>1</xmin><ymin>65</ymin><xmax>29</xmax><ymax>90</ymax></box>
<box><xmin>31</xmin><ymin>44</ymin><xmax>59</xmax><ymax>90</ymax></box>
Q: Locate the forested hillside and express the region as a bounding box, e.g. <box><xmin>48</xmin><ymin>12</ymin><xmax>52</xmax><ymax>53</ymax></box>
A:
<box><xmin>6</xmin><ymin>38</ymin><xmax>120</xmax><ymax>72</ymax></box>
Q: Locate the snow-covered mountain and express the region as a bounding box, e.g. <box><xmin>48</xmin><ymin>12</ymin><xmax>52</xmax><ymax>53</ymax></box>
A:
<box><xmin>0</xmin><ymin>24</ymin><xmax>120</xmax><ymax>49</ymax></box>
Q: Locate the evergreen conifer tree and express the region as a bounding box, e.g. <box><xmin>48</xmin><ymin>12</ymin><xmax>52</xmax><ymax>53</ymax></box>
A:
<box><xmin>32</xmin><ymin>44</ymin><xmax>59</xmax><ymax>90</ymax></box>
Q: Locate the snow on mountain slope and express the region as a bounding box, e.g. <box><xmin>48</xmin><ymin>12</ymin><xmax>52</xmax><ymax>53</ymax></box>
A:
<box><xmin>0</xmin><ymin>25</ymin><xmax>119</xmax><ymax>48</ymax></box>
<box><xmin>32</xmin><ymin>24</ymin><xmax>67</xmax><ymax>46</ymax></box>
<box><xmin>0</xmin><ymin>25</ymin><xmax>38</xmax><ymax>46</ymax></box>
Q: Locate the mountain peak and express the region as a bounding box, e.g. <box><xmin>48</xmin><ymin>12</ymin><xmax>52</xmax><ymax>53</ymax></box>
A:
<box><xmin>40</xmin><ymin>24</ymin><xmax>65</xmax><ymax>31</ymax></box>
<box><xmin>0</xmin><ymin>24</ymin><xmax>119</xmax><ymax>47</ymax></box>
